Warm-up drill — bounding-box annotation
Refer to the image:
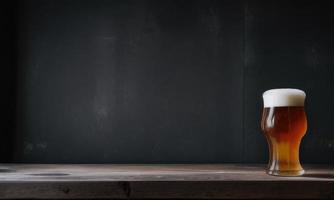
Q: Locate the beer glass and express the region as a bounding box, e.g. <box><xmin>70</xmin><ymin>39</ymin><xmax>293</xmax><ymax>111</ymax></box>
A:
<box><xmin>261</xmin><ymin>89</ymin><xmax>307</xmax><ymax>176</ymax></box>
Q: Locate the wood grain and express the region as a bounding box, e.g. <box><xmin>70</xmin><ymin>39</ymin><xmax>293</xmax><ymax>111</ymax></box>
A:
<box><xmin>0</xmin><ymin>164</ymin><xmax>333</xmax><ymax>199</ymax></box>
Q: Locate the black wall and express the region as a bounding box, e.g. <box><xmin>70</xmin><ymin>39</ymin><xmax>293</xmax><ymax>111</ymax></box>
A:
<box><xmin>2</xmin><ymin>0</ymin><xmax>334</xmax><ymax>163</ymax></box>
<box><xmin>1</xmin><ymin>1</ymin><xmax>17</xmax><ymax>161</ymax></box>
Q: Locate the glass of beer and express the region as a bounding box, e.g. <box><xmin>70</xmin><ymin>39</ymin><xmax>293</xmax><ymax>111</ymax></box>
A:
<box><xmin>261</xmin><ymin>88</ymin><xmax>307</xmax><ymax>176</ymax></box>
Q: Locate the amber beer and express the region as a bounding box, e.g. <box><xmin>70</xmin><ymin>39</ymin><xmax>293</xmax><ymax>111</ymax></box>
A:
<box><xmin>261</xmin><ymin>89</ymin><xmax>307</xmax><ymax>176</ymax></box>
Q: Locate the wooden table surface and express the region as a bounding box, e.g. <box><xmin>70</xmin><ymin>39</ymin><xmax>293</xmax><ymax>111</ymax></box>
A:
<box><xmin>0</xmin><ymin>164</ymin><xmax>333</xmax><ymax>199</ymax></box>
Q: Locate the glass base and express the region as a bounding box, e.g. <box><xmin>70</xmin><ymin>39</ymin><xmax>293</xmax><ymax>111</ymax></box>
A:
<box><xmin>267</xmin><ymin>169</ymin><xmax>305</xmax><ymax>176</ymax></box>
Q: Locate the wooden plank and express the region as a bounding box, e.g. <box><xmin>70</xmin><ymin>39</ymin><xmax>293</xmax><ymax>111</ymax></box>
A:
<box><xmin>0</xmin><ymin>164</ymin><xmax>333</xmax><ymax>199</ymax></box>
<box><xmin>0</xmin><ymin>182</ymin><xmax>126</xmax><ymax>199</ymax></box>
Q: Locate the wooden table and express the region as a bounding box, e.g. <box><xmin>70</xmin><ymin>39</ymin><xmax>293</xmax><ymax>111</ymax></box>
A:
<box><xmin>0</xmin><ymin>164</ymin><xmax>333</xmax><ymax>199</ymax></box>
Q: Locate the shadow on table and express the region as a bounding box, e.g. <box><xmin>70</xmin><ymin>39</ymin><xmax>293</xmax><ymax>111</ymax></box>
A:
<box><xmin>303</xmin><ymin>173</ymin><xmax>334</xmax><ymax>179</ymax></box>
<box><xmin>0</xmin><ymin>168</ymin><xmax>16</xmax><ymax>173</ymax></box>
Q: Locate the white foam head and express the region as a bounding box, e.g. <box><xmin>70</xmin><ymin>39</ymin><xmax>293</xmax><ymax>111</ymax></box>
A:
<box><xmin>263</xmin><ymin>88</ymin><xmax>306</xmax><ymax>107</ymax></box>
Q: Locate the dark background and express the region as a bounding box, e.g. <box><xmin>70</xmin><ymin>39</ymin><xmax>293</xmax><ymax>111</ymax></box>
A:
<box><xmin>1</xmin><ymin>0</ymin><xmax>334</xmax><ymax>163</ymax></box>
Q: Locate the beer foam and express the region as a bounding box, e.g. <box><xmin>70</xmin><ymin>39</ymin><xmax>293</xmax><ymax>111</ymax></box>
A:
<box><xmin>263</xmin><ymin>88</ymin><xmax>306</xmax><ymax>107</ymax></box>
